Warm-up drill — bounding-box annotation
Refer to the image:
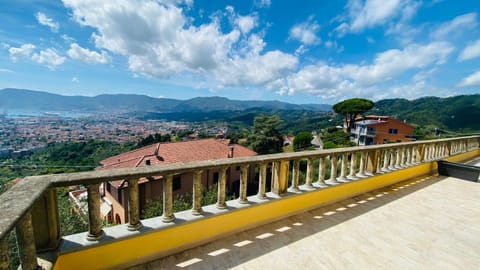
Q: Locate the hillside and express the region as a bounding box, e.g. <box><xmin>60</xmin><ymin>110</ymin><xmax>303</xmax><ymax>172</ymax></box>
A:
<box><xmin>369</xmin><ymin>95</ymin><xmax>480</xmax><ymax>131</ymax></box>
<box><xmin>0</xmin><ymin>88</ymin><xmax>331</xmax><ymax>114</ymax></box>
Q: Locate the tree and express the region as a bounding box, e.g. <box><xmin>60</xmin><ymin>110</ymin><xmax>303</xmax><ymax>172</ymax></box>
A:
<box><xmin>246</xmin><ymin>115</ymin><xmax>283</xmax><ymax>154</ymax></box>
<box><xmin>293</xmin><ymin>132</ymin><xmax>313</xmax><ymax>151</ymax></box>
<box><xmin>333</xmin><ymin>98</ymin><xmax>374</xmax><ymax>132</ymax></box>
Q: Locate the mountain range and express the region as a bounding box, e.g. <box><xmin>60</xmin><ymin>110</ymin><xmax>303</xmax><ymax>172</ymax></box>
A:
<box><xmin>0</xmin><ymin>88</ymin><xmax>331</xmax><ymax>114</ymax></box>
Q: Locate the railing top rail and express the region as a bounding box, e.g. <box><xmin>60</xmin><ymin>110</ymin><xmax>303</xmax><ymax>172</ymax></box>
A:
<box><xmin>0</xmin><ymin>135</ymin><xmax>478</xmax><ymax>240</ymax></box>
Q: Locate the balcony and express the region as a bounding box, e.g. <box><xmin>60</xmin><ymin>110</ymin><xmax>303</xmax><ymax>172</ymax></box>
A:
<box><xmin>1</xmin><ymin>136</ymin><xmax>479</xmax><ymax>270</ymax></box>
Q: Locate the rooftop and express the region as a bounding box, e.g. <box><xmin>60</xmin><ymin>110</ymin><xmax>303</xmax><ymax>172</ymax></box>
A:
<box><xmin>99</xmin><ymin>138</ymin><xmax>257</xmax><ymax>170</ymax></box>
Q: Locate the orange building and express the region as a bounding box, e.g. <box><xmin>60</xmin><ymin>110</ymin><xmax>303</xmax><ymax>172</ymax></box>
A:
<box><xmin>351</xmin><ymin>115</ymin><xmax>415</xmax><ymax>145</ymax></box>
<box><xmin>98</xmin><ymin>138</ymin><xmax>257</xmax><ymax>224</ymax></box>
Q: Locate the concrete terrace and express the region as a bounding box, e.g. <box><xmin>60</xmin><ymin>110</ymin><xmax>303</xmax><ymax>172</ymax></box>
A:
<box><xmin>130</xmin><ymin>171</ymin><xmax>480</xmax><ymax>270</ymax></box>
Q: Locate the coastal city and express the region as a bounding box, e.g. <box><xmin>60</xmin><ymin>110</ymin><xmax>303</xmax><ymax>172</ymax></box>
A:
<box><xmin>0</xmin><ymin>114</ymin><xmax>227</xmax><ymax>159</ymax></box>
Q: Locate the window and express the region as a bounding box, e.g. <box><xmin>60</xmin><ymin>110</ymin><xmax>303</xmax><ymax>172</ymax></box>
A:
<box><xmin>106</xmin><ymin>182</ymin><xmax>111</xmax><ymax>193</ymax></box>
<box><xmin>173</xmin><ymin>175</ymin><xmax>182</xmax><ymax>191</ymax></box>
<box><xmin>388</xmin><ymin>128</ymin><xmax>398</xmax><ymax>134</ymax></box>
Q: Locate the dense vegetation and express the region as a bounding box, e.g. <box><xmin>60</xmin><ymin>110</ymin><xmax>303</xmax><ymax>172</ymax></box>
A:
<box><xmin>246</xmin><ymin>115</ymin><xmax>284</xmax><ymax>154</ymax></box>
<box><xmin>370</xmin><ymin>95</ymin><xmax>480</xmax><ymax>133</ymax></box>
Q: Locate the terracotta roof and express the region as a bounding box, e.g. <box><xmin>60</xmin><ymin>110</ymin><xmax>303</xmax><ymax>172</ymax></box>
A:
<box><xmin>99</xmin><ymin>138</ymin><xmax>257</xmax><ymax>171</ymax></box>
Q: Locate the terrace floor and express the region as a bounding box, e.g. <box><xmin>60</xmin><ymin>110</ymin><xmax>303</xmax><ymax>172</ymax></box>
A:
<box><xmin>128</xmin><ymin>163</ymin><xmax>480</xmax><ymax>270</ymax></box>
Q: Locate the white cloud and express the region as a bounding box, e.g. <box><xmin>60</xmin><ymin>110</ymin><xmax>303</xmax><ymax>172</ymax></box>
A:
<box><xmin>9</xmin><ymin>44</ymin><xmax>36</xmax><ymax>61</ymax></box>
<box><xmin>9</xmin><ymin>43</ymin><xmax>65</xmax><ymax>69</ymax></box>
<box><xmin>289</xmin><ymin>19</ymin><xmax>321</xmax><ymax>45</ymax></box>
<box><xmin>67</xmin><ymin>43</ymin><xmax>111</xmax><ymax>64</ymax></box>
<box><xmin>349</xmin><ymin>0</ymin><xmax>402</xmax><ymax>32</ymax></box>
<box><xmin>431</xmin><ymin>12</ymin><xmax>477</xmax><ymax>40</ymax></box>
<box><xmin>336</xmin><ymin>0</ymin><xmax>421</xmax><ymax>36</ymax></box>
<box><xmin>254</xmin><ymin>0</ymin><xmax>271</xmax><ymax>8</ymax></box>
<box><xmin>458</xmin><ymin>71</ymin><xmax>480</xmax><ymax>87</ymax></box>
<box><xmin>236</xmin><ymin>15</ymin><xmax>256</xmax><ymax>34</ymax></box>
<box><xmin>458</xmin><ymin>39</ymin><xmax>480</xmax><ymax>62</ymax></box>
<box><xmin>61</xmin><ymin>34</ymin><xmax>76</xmax><ymax>43</ymax></box>
<box><xmin>62</xmin><ymin>0</ymin><xmax>298</xmax><ymax>89</ymax></box>
<box><xmin>280</xmin><ymin>41</ymin><xmax>454</xmax><ymax>101</ymax></box>
<box><xmin>35</xmin><ymin>12</ymin><xmax>59</xmax><ymax>32</ymax></box>
<box><xmin>31</xmin><ymin>49</ymin><xmax>66</xmax><ymax>69</ymax></box>
<box><xmin>72</xmin><ymin>77</ymin><xmax>79</xmax><ymax>83</ymax></box>
<box><xmin>0</xmin><ymin>68</ymin><xmax>14</xmax><ymax>73</ymax></box>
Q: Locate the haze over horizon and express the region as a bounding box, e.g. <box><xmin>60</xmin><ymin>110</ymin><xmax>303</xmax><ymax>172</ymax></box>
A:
<box><xmin>1</xmin><ymin>0</ymin><xmax>479</xmax><ymax>104</ymax></box>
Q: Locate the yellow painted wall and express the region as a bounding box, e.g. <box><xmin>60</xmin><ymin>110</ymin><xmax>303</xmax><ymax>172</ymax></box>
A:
<box><xmin>54</xmin><ymin>150</ymin><xmax>479</xmax><ymax>270</ymax></box>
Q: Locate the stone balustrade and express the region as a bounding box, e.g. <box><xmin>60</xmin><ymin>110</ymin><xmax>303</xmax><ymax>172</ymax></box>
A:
<box><xmin>0</xmin><ymin>136</ymin><xmax>479</xmax><ymax>270</ymax></box>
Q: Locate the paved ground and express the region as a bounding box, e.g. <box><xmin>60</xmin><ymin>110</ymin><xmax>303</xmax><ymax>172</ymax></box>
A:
<box><xmin>128</xmin><ymin>173</ymin><xmax>480</xmax><ymax>270</ymax></box>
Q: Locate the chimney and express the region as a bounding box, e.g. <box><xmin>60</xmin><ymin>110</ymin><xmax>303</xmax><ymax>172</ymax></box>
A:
<box><xmin>154</xmin><ymin>143</ymin><xmax>160</xmax><ymax>156</ymax></box>
<box><xmin>228</xmin><ymin>146</ymin><xmax>234</xmax><ymax>158</ymax></box>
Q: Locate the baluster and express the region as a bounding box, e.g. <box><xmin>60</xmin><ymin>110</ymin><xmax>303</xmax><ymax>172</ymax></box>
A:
<box><xmin>0</xmin><ymin>237</ymin><xmax>9</xmax><ymax>269</ymax></box>
<box><xmin>329</xmin><ymin>154</ymin><xmax>338</xmax><ymax>183</ymax></box>
<box><xmin>290</xmin><ymin>159</ymin><xmax>300</xmax><ymax>192</ymax></box>
<box><xmin>348</xmin><ymin>152</ymin><xmax>358</xmax><ymax>178</ymax></box>
<box><xmin>381</xmin><ymin>149</ymin><xmax>390</xmax><ymax>172</ymax></box>
<box><xmin>395</xmin><ymin>148</ymin><xmax>402</xmax><ymax>168</ymax></box>
<box><xmin>317</xmin><ymin>156</ymin><xmax>326</xmax><ymax>185</ymax></box>
<box><xmin>86</xmin><ymin>183</ymin><xmax>104</xmax><ymax>241</ymax></box>
<box><xmin>405</xmin><ymin>147</ymin><xmax>412</xmax><ymax>166</ymax></box>
<box><xmin>356</xmin><ymin>151</ymin><xmax>366</xmax><ymax>177</ymax></box>
<box><xmin>388</xmin><ymin>149</ymin><xmax>396</xmax><ymax>170</ymax></box>
<box><xmin>258</xmin><ymin>163</ymin><xmax>267</xmax><ymax>199</ymax></box>
<box><xmin>305</xmin><ymin>157</ymin><xmax>314</xmax><ymax>188</ymax></box>
<box><xmin>192</xmin><ymin>170</ymin><xmax>203</xmax><ymax>215</ymax></box>
<box><xmin>127</xmin><ymin>178</ymin><xmax>142</xmax><ymax>230</ymax></box>
<box><xmin>16</xmin><ymin>211</ymin><xmax>38</xmax><ymax>270</ymax></box>
<box><xmin>338</xmin><ymin>153</ymin><xmax>348</xmax><ymax>181</ymax></box>
<box><xmin>216</xmin><ymin>167</ymin><xmax>228</xmax><ymax>209</ymax></box>
<box><xmin>162</xmin><ymin>175</ymin><xmax>175</xmax><ymax>222</ymax></box>
<box><xmin>239</xmin><ymin>165</ymin><xmax>249</xmax><ymax>204</ymax></box>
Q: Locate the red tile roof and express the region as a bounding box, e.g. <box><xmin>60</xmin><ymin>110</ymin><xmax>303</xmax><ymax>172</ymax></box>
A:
<box><xmin>99</xmin><ymin>138</ymin><xmax>257</xmax><ymax>170</ymax></box>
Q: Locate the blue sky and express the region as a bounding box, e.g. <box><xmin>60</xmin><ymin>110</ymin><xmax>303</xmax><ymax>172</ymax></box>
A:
<box><xmin>1</xmin><ymin>0</ymin><xmax>479</xmax><ymax>104</ymax></box>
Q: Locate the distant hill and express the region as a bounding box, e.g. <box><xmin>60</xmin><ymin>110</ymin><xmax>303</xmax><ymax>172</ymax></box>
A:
<box><xmin>369</xmin><ymin>95</ymin><xmax>480</xmax><ymax>131</ymax></box>
<box><xmin>0</xmin><ymin>88</ymin><xmax>331</xmax><ymax>114</ymax></box>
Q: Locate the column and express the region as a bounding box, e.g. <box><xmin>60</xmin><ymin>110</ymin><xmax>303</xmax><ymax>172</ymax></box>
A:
<box><xmin>329</xmin><ymin>154</ymin><xmax>338</xmax><ymax>182</ymax></box>
<box><xmin>405</xmin><ymin>147</ymin><xmax>412</xmax><ymax>166</ymax></box>
<box><xmin>30</xmin><ymin>188</ymin><xmax>60</xmax><ymax>251</ymax></box>
<box><xmin>86</xmin><ymin>183</ymin><xmax>104</xmax><ymax>241</ymax></box>
<box><xmin>395</xmin><ymin>148</ymin><xmax>401</xmax><ymax>168</ymax></box>
<box><xmin>338</xmin><ymin>153</ymin><xmax>348</xmax><ymax>181</ymax></box>
<box><xmin>349</xmin><ymin>152</ymin><xmax>358</xmax><ymax>177</ymax></box>
<box><xmin>162</xmin><ymin>175</ymin><xmax>175</xmax><ymax>222</ymax></box>
<box><xmin>356</xmin><ymin>151</ymin><xmax>366</xmax><ymax>177</ymax></box>
<box><xmin>290</xmin><ymin>159</ymin><xmax>300</xmax><ymax>192</ymax></box>
<box><xmin>16</xmin><ymin>211</ymin><xmax>38</xmax><ymax>270</ymax></box>
<box><xmin>192</xmin><ymin>171</ymin><xmax>203</xmax><ymax>215</ymax></box>
<box><xmin>317</xmin><ymin>156</ymin><xmax>326</xmax><ymax>185</ymax></box>
<box><xmin>271</xmin><ymin>161</ymin><xmax>280</xmax><ymax>195</ymax></box>
<box><xmin>127</xmin><ymin>178</ymin><xmax>142</xmax><ymax>230</ymax></box>
<box><xmin>257</xmin><ymin>163</ymin><xmax>267</xmax><ymax>199</ymax></box>
<box><xmin>238</xmin><ymin>165</ymin><xmax>249</xmax><ymax>204</ymax></box>
<box><xmin>305</xmin><ymin>157</ymin><xmax>314</xmax><ymax>187</ymax></box>
<box><xmin>381</xmin><ymin>149</ymin><xmax>389</xmax><ymax>171</ymax></box>
<box><xmin>388</xmin><ymin>149</ymin><xmax>396</xmax><ymax>170</ymax></box>
<box><xmin>216</xmin><ymin>167</ymin><xmax>228</xmax><ymax>209</ymax></box>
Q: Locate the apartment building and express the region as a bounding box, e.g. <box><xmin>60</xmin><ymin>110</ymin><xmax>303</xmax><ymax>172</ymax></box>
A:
<box><xmin>351</xmin><ymin>115</ymin><xmax>415</xmax><ymax>145</ymax></box>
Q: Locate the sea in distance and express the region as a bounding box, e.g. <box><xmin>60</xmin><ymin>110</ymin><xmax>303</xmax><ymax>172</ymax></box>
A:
<box><xmin>0</xmin><ymin>109</ymin><xmax>91</xmax><ymax>118</ymax></box>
